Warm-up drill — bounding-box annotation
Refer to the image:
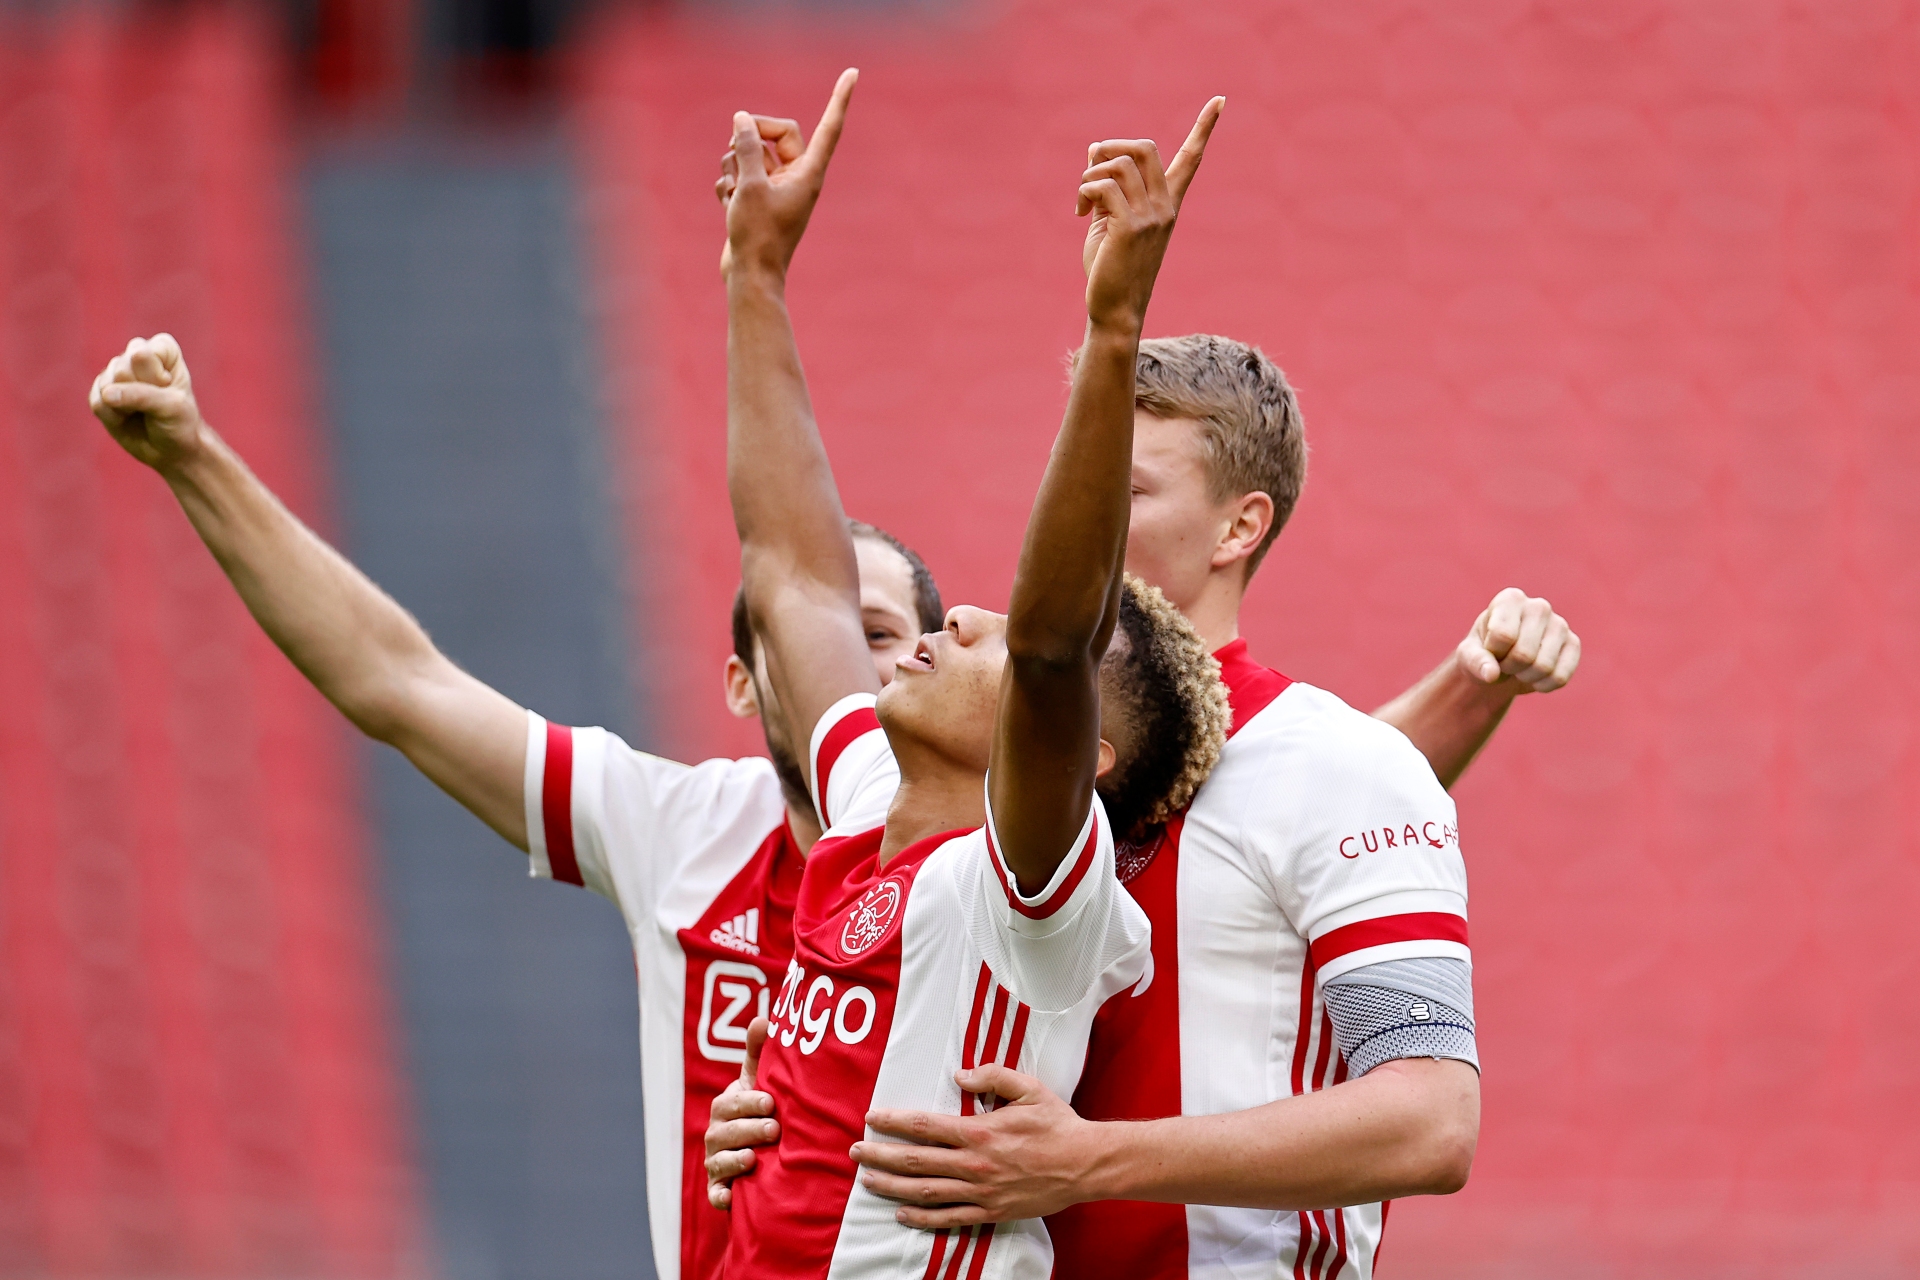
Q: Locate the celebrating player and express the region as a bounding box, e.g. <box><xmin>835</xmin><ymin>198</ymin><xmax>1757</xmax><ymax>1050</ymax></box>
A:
<box><xmin>715</xmin><ymin>88</ymin><xmax>1229</xmax><ymax>1279</ymax></box>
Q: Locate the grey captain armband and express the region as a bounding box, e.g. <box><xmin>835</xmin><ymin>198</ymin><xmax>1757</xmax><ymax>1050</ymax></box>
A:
<box><xmin>1322</xmin><ymin>956</ymin><xmax>1478</xmax><ymax>1078</ymax></box>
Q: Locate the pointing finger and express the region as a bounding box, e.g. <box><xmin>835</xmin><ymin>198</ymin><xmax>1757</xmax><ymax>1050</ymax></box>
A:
<box><xmin>1165</xmin><ymin>95</ymin><xmax>1225</xmax><ymax>201</ymax></box>
<box><xmin>804</xmin><ymin>68</ymin><xmax>859</xmax><ymax>170</ymax></box>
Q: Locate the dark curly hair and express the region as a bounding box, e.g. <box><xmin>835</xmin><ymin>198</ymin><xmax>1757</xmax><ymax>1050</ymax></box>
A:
<box><xmin>1096</xmin><ymin>576</ymin><xmax>1231</xmax><ymax>842</ymax></box>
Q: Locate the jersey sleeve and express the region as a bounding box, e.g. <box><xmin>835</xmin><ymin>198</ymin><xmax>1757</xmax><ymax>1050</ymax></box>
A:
<box><xmin>522</xmin><ymin>711</ymin><xmax>786</xmax><ymax>924</ymax></box>
<box><xmin>969</xmin><ymin>781</ymin><xmax>1149</xmax><ymax>1014</ymax></box>
<box><xmin>807</xmin><ymin>693</ymin><xmax>896</xmax><ymax>835</ymax></box>
<box><xmin>1246</xmin><ymin>696</ymin><xmax>1471</xmax><ymax>986</ymax></box>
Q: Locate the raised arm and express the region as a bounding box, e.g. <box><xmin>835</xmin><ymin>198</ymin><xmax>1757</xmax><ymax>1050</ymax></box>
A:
<box><xmin>721</xmin><ymin>71</ymin><xmax>877</xmax><ymax>792</ymax></box>
<box><xmin>989</xmin><ymin>101</ymin><xmax>1223</xmax><ymax>892</ymax></box>
<box><xmin>1373</xmin><ymin>587</ymin><xmax>1582</xmax><ymax>787</ymax></box>
<box><xmin>89</xmin><ymin>336</ymin><xmax>529</xmax><ymax>845</ymax></box>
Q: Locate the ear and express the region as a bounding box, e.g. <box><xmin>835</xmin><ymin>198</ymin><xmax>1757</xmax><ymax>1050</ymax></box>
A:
<box><xmin>1210</xmin><ymin>490</ymin><xmax>1274</xmax><ymax>574</ymax></box>
<box><xmin>723</xmin><ymin>654</ymin><xmax>761</xmax><ymax>720</ymax></box>
<box><xmin>1093</xmin><ymin>737</ymin><xmax>1117</xmax><ymax>779</ymax></box>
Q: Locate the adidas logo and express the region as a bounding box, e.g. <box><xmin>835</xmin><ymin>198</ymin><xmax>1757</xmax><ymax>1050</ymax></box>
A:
<box><xmin>710</xmin><ymin>908</ymin><xmax>761</xmax><ymax>956</ymax></box>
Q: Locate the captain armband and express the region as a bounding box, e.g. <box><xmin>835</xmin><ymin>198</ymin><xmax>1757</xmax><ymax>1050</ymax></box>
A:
<box><xmin>1322</xmin><ymin>955</ymin><xmax>1479</xmax><ymax>1078</ymax></box>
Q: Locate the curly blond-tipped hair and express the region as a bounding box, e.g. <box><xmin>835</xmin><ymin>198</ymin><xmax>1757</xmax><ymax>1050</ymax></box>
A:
<box><xmin>1096</xmin><ymin>575</ymin><xmax>1232</xmax><ymax>841</ymax></box>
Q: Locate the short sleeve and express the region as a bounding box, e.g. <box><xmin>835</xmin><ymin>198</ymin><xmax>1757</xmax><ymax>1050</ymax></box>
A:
<box><xmin>807</xmin><ymin>693</ymin><xmax>896</xmax><ymax>834</ymax></box>
<box><xmin>968</xmin><ymin>783</ymin><xmax>1148</xmax><ymax>1014</ymax></box>
<box><xmin>523</xmin><ymin>711</ymin><xmax>787</xmax><ymax>927</ymax></box>
<box><xmin>1239</xmin><ymin>689</ymin><xmax>1471</xmax><ymax>986</ymax></box>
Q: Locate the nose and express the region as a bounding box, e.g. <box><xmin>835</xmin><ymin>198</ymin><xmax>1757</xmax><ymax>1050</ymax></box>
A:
<box><xmin>944</xmin><ymin>605</ymin><xmax>1006</xmax><ymax>647</ymax></box>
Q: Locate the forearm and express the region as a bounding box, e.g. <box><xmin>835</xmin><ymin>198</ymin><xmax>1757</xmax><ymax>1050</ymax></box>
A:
<box><xmin>1373</xmin><ymin>655</ymin><xmax>1517</xmax><ymax>789</ymax></box>
<box><xmin>1004</xmin><ymin>325</ymin><xmax>1137</xmax><ymax>659</ymax></box>
<box><xmin>1083</xmin><ymin>1059</ymin><xmax>1479</xmax><ymax>1211</ymax></box>
<box><xmin>160</xmin><ymin>430</ymin><xmax>446</xmax><ymax>742</ymax></box>
<box><xmin>725</xmin><ymin>266</ymin><xmax>859</xmax><ymax>610</ymax></box>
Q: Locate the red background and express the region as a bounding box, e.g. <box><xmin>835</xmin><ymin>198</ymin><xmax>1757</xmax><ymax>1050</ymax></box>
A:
<box><xmin>576</xmin><ymin>0</ymin><xmax>1920</xmax><ymax>1272</ymax></box>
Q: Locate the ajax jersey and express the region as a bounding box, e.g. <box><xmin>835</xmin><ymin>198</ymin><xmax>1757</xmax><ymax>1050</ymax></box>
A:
<box><xmin>1049</xmin><ymin>641</ymin><xmax>1471</xmax><ymax>1280</ymax></box>
<box><xmin>522</xmin><ymin>714</ymin><xmax>803</xmax><ymax>1280</ymax></box>
<box><xmin>725</xmin><ymin>695</ymin><xmax>1151</xmax><ymax>1280</ymax></box>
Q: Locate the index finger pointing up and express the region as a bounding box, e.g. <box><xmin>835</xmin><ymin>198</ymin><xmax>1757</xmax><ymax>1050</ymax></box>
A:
<box><xmin>1165</xmin><ymin>96</ymin><xmax>1226</xmax><ymax>202</ymax></box>
<box><xmin>804</xmin><ymin>68</ymin><xmax>859</xmax><ymax>170</ymax></box>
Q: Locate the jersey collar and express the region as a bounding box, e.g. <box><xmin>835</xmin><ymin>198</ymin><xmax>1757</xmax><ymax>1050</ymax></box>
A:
<box><xmin>1212</xmin><ymin>638</ymin><xmax>1293</xmax><ymax>738</ymax></box>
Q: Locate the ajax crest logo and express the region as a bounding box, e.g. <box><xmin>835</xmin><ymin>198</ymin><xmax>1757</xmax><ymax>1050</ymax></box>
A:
<box><xmin>840</xmin><ymin>877</ymin><xmax>905</xmax><ymax>958</ymax></box>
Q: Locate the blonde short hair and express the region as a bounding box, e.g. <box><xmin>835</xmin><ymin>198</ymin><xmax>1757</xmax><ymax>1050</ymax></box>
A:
<box><xmin>1135</xmin><ymin>334</ymin><xmax>1307</xmax><ymax>576</ymax></box>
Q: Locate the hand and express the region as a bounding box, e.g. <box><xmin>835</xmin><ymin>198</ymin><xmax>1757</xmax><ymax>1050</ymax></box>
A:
<box><xmin>716</xmin><ymin>69</ymin><xmax>857</xmax><ymax>280</ymax></box>
<box><xmin>1078</xmin><ymin>97</ymin><xmax>1223</xmax><ymax>332</ymax></box>
<box><xmin>853</xmin><ymin>1064</ymin><xmax>1100</xmax><ymax>1228</ymax></box>
<box><xmin>705</xmin><ymin>1017</ymin><xmax>779</xmax><ymax>1209</ymax></box>
<box><xmin>1458</xmin><ymin>587</ymin><xmax>1581</xmax><ymax>693</ymax></box>
<box><xmin>89</xmin><ymin>334</ymin><xmax>208</xmax><ymax>471</ymax></box>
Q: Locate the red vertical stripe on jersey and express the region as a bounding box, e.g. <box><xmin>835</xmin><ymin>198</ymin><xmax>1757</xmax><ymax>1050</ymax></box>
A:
<box><xmin>1003</xmin><ymin>1002</ymin><xmax>1032</xmax><ymax>1072</ymax></box>
<box><xmin>923</xmin><ymin>1229</ymin><xmax>951</xmax><ymax>1280</ymax></box>
<box><xmin>1309</xmin><ymin>912</ymin><xmax>1469</xmax><ymax>970</ymax></box>
<box><xmin>972</xmin><ymin>985</ymin><xmax>1011</xmax><ymax>1113</ymax></box>
<box><xmin>1377</xmin><ymin>1201</ymin><xmax>1392</xmax><ymax>1270</ymax></box>
<box><xmin>941</xmin><ymin>1228</ymin><xmax>972</xmax><ymax>1280</ymax></box>
<box><xmin>813</xmin><ymin>706</ymin><xmax>880</xmax><ymax>825</ymax></box>
<box><xmin>962</xmin><ymin>1224</ymin><xmax>997</xmax><ymax>1280</ymax></box>
<box><xmin>1291</xmin><ymin>960</ymin><xmax>1316</xmax><ymax>1096</ymax></box>
<box><xmin>1293</xmin><ymin>1212</ymin><xmax>1316</xmax><ymax>1280</ymax></box>
<box><xmin>1307</xmin><ymin>1210</ymin><xmax>1334</xmax><ymax>1278</ymax></box>
<box><xmin>1327</xmin><ymin>1206</ymin><xmax>1350</xmax><ymax>1279</ymax></box>
<box><xmin>981</xmin><ymin>986</ymin><xmax>1010</xmax><ymax>1065</ymax></box>
<box><xmin>960</xmin><ymin>964</ymin><xmax>991</xmax><ymax>1115</ymax></box>
<box><xmin>542</xmin><ymin>722</ymin><xmax>581</xmax><ymax>886</ymax></box>
<box><xmin>1312</xmin><ymin>1011</ymin><xmax>1336</xmax><ymax>1092</ymax></box>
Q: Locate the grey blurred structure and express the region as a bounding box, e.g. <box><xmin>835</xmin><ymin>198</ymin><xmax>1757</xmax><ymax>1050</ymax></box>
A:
<box><xmin>305</xmin><ymin>130</ymin><xmax>654</xmax><ymax>1280</ymax></box>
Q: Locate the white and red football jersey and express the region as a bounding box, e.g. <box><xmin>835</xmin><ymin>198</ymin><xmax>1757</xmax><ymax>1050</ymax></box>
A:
<box><xmin>725</xmin><ymin>694</ymin><xmax>1152</xmax><ymax>1280</ymax></box>
<box><xmin>1049</xmin><ymin>640</ymin><xmax>1470</xmax><ymax>1280</ymax></box>
<box><xmin>521</xmin><ymin>713</ymin><xmax>805</xmax><ymax>1280</ymax></box>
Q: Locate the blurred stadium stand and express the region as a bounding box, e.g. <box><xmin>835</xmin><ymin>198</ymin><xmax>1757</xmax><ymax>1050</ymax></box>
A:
<box><xmin>305</xmin><ymin>136</ymin><xmax>650</xmax><ymax>1280</ymax></box>
<box><xmin>0</xmin><ymin>7</ymin><xmax>423</xmax><ymax>1276</ymax></box>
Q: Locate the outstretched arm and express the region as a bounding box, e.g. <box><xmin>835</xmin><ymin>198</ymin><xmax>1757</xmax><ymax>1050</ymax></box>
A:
<box><xmin>722</xmin><ymin>71</ymin><xmax>877</xmax><ymax>791</ymax></box>
<box><xmin>1373</xmin><ymin>588</ymin><xmax>1582</xmax><ymax>787</ymax></box>
<box><xmin>89</xmin><ymin>336</ymin><xmax>529</xmax><ymax>845</ymax></box>
<box><xmin>989</xmin><ymin>102</ymin><xmax>1223</xmax><ymax>892</ymax></box>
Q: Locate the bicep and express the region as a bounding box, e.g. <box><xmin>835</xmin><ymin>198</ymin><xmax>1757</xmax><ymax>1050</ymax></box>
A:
<box><xmin>387</xmin><ymin>658</ymin><xmax>532</xmax><ymax>849</ymax></box>
<box><xmin>988</xmin><ymin>656</ymin><xmax>1102</xmax><ymax>895</ymax></box>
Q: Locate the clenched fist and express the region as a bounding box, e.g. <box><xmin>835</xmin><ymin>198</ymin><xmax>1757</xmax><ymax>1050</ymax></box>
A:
<box><xmin>89</xmin><ymin>333</ymin><xmax>207</xmax><ymax>471</ymax></box>
<box><xmin>1458</xmin><ymin>587</ymin><xmax>1580</xmax><ymax>693</ymax></box>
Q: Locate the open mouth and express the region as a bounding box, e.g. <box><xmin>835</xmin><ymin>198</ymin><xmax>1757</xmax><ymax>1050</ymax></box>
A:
<box><xmin>897</xmin><ymin>636</ymin><xmax>937</xmax><ymax>674</ymax></box>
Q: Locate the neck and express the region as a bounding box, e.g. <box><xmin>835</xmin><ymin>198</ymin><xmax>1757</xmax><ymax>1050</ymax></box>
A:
<box><xmin>877</xmin><ymin>738</ymin><xmax>986</xmax><ymax>866</ymax></box>
<box><xmin>785</xmin><ymin>798</ymin><xmax>823</xmax><ymax>854</ymax></box>
<box><xmin>1178</xmin><ymin>563</ymin><xmax>1248</xmax><ymax>654</ymax></box>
